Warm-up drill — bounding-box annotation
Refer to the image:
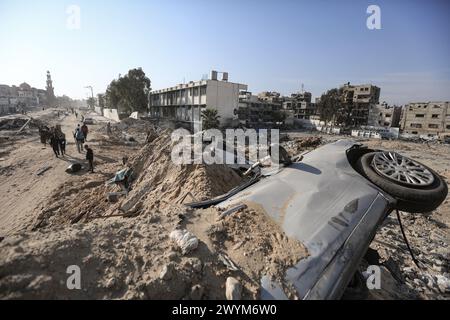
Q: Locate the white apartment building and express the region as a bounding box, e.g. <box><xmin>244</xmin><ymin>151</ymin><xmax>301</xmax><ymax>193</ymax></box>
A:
<box><xmin>148</xmin><ymin>71</ymin><xmax>248</xmax><ymax>128</ymax></box>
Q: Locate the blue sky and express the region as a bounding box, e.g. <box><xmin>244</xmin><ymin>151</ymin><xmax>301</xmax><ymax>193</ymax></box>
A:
<box><xmin>0</xmin><ymin>0</ymin><xmax>449</xmax><ymax>104</ymax></box>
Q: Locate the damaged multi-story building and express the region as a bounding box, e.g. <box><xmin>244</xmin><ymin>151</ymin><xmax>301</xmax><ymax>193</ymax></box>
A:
<box><xmin>237</xmin><ymin>91</ymin><xmax>285</xmax><ymax>127</ymax></box>
<box><xmin>282</xmin><ymin>91</ymin><xmax>316</xmax><ymax>120</ymax></box>
<box><xmin>340</xmin><ymin>83</ymin><xmax>381</xmax><ymax>126</ymax></box>
<box><xmin>367</xmin><ymin>102</ymin><xmax>402</xmax><ymax>128</ymax></box>
<box><xmin>400</xmin><ymin>101</ymin><xmax>450</xmax><ymax>141</ymax></box>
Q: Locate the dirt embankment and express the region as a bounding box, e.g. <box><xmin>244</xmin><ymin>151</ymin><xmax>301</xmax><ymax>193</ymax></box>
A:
<box><xmin>0</xmin><ymin>129</ymin><xmax>312</xmax><ymax>300</ymax></box>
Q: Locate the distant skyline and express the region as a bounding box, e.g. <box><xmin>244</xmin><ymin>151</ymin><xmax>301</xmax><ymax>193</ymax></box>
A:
<box><xmin>1</xmin><ymin>0</ymin><xmax>449</xmax><ymax>105</ymax></box>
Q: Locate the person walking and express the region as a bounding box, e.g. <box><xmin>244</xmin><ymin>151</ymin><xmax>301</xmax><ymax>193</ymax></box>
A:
<box><xmin>81</xmin><ymin>123</ymin><xmax>89</xmax><ymax>142</ymax></box>
<box><xmin>59</xmin><ymin>132</ymin><xmax>66</xmax><ymax>156</ymax></box>
<box><xmin>50</xmin><ymin>130</ymin><xmax>60</xmax><ymax>158</ymax></box>
<box><xmin>74</xmin><ymin>124</ymin><xmax>85</xmax><ymax>153</ymax></box>
<box><xmin>84</xmin><ymin>145</ymin><xmax>94</xmax><ymax>173</ymax></box>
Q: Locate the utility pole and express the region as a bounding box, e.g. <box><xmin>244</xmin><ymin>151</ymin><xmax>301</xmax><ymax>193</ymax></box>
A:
<box><xmin>84</xmin><ymin>86</ymin><xmax>94</xmax><ymax>109</ymax></box>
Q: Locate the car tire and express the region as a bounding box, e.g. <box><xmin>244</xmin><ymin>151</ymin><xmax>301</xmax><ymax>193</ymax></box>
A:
<box><xmin>356</xmin><ymin>152</ymin><xmax>448</xmax><ymax>213</ymax></box>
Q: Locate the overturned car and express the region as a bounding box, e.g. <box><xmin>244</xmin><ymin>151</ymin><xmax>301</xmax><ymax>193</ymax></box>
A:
<box><xmin>187</xmin><ymin>140</ymin><xmax>448</xmax><ymax>299</ymax></box>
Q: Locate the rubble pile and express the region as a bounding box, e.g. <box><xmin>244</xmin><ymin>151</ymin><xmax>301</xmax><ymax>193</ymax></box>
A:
<box><xmin>0</xmin><ymin>118</ymin><xmax>44</xmax><ymax>132</ymax></box>
<box><xmin>32</xmin><ymin>129</ymin><xmax>245</xmax><ymax>229</ymax></box>
<box><xmin>365</xmin><ymin>212</ymin><xmax>450</xmax><ymax>299</ymax></box>
<box><xmin>98</xmin><ymin>118</ymin><xmax>157</xmax><ymax>144</ymax></box>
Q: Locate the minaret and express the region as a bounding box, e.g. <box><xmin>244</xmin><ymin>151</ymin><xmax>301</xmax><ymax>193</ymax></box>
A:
<box><xmin>46</xmin><ymin>71</ymin><xmax>55</xmax><ymax>106</ymax></box>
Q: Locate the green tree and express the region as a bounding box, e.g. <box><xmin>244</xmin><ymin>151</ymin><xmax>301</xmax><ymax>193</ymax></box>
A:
<box><xmin>97</xmin><ymin>94</ymin><xmax>105</xmax><ymax>109</ymax></box>
<box><xmin>201</xmin><ymin>108</ymin><xmax>220</xmax><ymax>130</ymax></box>
<box><xmin>105</xmin><ymin>68</ymin><xmax>151</xmax><ymax>114</ymax></box>
<box><xmin>87</xmin><ymin>97</ymin><xmax>96</xmax><ymax>109</ymax></box>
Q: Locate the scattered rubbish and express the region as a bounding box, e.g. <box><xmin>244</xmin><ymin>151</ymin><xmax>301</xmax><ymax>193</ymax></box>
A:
<box><xmin>219</xmin><ymin>204</ymin><xmax>247</xmax><ymax>219</ymax></box>
<box><xmin>106</xmin><ymin>167</ymin><xmax>133</xmax><ymax>192</ymax></box>
<box><xmin>179</xmin><ymin>191</ymin><xmax>198</xmax><ymax>204</ymax></box>
<box><xmin>218</xmin><ymin>253</ymin><xmax>239</xmax><ymax>271</ymax></box>
<box><xmin>159</xmin><ymin>264</ymin><xmax>175</xmax><ymax>281</ymax></box>
<box><xmin>225</xmin><ymin>277</ymin><xmax>242</xmax><ymax>300</ymax></box>
<box><xmin>16</xmin><ymin>118</ymin><xmax>31</xmax><ymax>134</ymax></box>
<box><xmin>107</xmin><ymin>192</ymin><xmax>126</xmax><ymax>203</ymax></box>
<box><xmin>36</xmin><ymin>165</ymin><xmax>52</xmax><ymax>176</ymax></box>
<box><xmin>65</xmin><ymin>163</ymin><xmax>83</xmax><ymax>174</ymax></box>
<box><xmin>169</xmin><ymin>229</ymin><xmax>199</xmax><ymax>255</ymax></box>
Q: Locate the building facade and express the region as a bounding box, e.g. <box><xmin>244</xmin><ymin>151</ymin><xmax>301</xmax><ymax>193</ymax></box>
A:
<box><xmin>340</xmin><ymin>83</ymin><xmax>381</xmax><ymax>126</ymax></box>
<box><xmin>237</xmin><ymin>91</ymin><xmax>284</xmax><ymax>127</ymax></box>
<box><xmin>400</xmin><ymin>101</ymin><xmax>450</xmax><ymax>140</ymax></box>
<box><xmin>282</xmin><ymin>91</ymin><xmax>316</xmax><ymax>120</ymax></box>
<box><xmin>0</xmin><ymin>72</ymin><xmax>53</xmax><ymax>115</ymax></box>
<box><xmin>367</xmin><ymin>103</ymin><xmax>402</xmax><ymax>128</ymax></box>
<box><xmin>148</xmin><ymin>71</ymin><xmax>247</xmax><ymax>128</ymax></box>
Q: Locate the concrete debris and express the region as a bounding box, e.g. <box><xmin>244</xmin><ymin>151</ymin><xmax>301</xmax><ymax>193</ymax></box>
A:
<box><xmin>225</xmin><ymin>277</ymin><xmax>242</xmax><ymax>300</ymax></box>
<box><xmin>159</xmin><ymin>264</ymin><xmax>175</xmax><ymax>281</ymax></box>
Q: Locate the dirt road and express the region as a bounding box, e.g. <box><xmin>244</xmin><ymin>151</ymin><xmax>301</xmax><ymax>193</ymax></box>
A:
<box><xmin>0</xmin><ymin>109</ymin><xmax>113</xmax><ymax>236</ymax></box>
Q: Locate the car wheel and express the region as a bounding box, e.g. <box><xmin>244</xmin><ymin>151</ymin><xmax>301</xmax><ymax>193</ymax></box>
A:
<box><xmin>356</xmin><ymin>152</ymin><xmax>448</xmax><ymax>213</ymax></box>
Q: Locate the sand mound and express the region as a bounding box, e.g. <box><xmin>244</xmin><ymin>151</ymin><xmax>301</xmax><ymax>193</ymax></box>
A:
<box><xmin>33</xmin><ymin>129</ymin><xmax>245</xmax><ymax>229</ymax></box>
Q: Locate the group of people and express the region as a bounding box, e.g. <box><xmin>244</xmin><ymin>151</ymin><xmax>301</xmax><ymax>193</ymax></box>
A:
<box><xmin>39</xmin><ymin>125</ymin><xmax>66</xmax><ymax>158</ymax></box>
<box><xmin>39</xmin><ymin>121</ymin><xmax>94</xmax><ymax>173</ymax></box>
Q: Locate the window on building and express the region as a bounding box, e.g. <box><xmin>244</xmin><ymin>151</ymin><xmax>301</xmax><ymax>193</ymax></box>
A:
<box><xmin>415</xmin><ymin>114</ymin><xmax>425</xmax><ymax>118</ymax></box>
<box><xmin>431</xmin><ymin>114</ymin><xmax>439</xmax><ymax>118</ymax></box>
<box><xmin>385</xmin><ymin>114</ymin><xmax>391</xmax><ymax>117</ymax></box>
<box><xmin>446</xmin><ymin>125</ymin><xmax>450</xmax><ymax>129</ymax></box>
<box><xmin>428</xmin><ymin>124</ymin><xmax>439</xmax><ymax>129</ymax></box>
<box><xmin>410</xmin><ymin>123</ymin><xmax>422</xmax><ymax>128</ymax></box>
<box><xmin>193</xmin><ymin>87</ymin><xmax>199</xmax><ymax>96</ymax></box>
<box><xmin>200</xmin><ymin>86</ymin><xmax>206</xmax><ymax>96</ymax></box>
<box><xmin>412</xmin><ymin>131</ymin><xmax>418</xmax><ymax>134</ymax></box>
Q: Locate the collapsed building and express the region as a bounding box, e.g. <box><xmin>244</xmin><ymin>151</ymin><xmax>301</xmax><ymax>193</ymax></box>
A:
<box><xmin>341</xmin><ymin>83</ymin><xmax>381</xmax><ymax>126</ymax></box>
<box><xmin>367</xmin><ymin>103</ymin><xmax>402</xmax><ymax>128</ymax></box>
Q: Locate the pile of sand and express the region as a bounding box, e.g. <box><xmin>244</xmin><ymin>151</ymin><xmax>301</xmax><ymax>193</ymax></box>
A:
<box><xmin>186</xmin><ymin>204</ymin><xmax>308</xmax><ymax>299</ymax></box>
<box><xmin>33</xmin><ymin>129</ymin><xmax>245</xmax><ymax>229</ymax></box>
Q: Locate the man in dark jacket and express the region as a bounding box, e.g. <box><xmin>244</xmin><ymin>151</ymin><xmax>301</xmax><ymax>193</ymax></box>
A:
<box><xmin>50</xmin><ymin>130</ymin><xmax>60</xmax><ymax>157</ymax></box>
<box><xmin>84</xmin><ymin>144</ymin><xmax>94</xmax><ymax>173</ymax></box>
<box><xmin>81</xmin><ymin>123</ymin><xmax>89</xmax><ymax>142</ymax></box>
<box><xmin>59</xmin><ymin>132</ymin><xmax>66</xmax><ymax>156</ymax></box>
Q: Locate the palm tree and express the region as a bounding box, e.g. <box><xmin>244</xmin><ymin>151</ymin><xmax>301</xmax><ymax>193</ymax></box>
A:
<box><xmin>201</xmin><ymin>108</ymin><xmax>220</xmax><ymax>129</ymax></box>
